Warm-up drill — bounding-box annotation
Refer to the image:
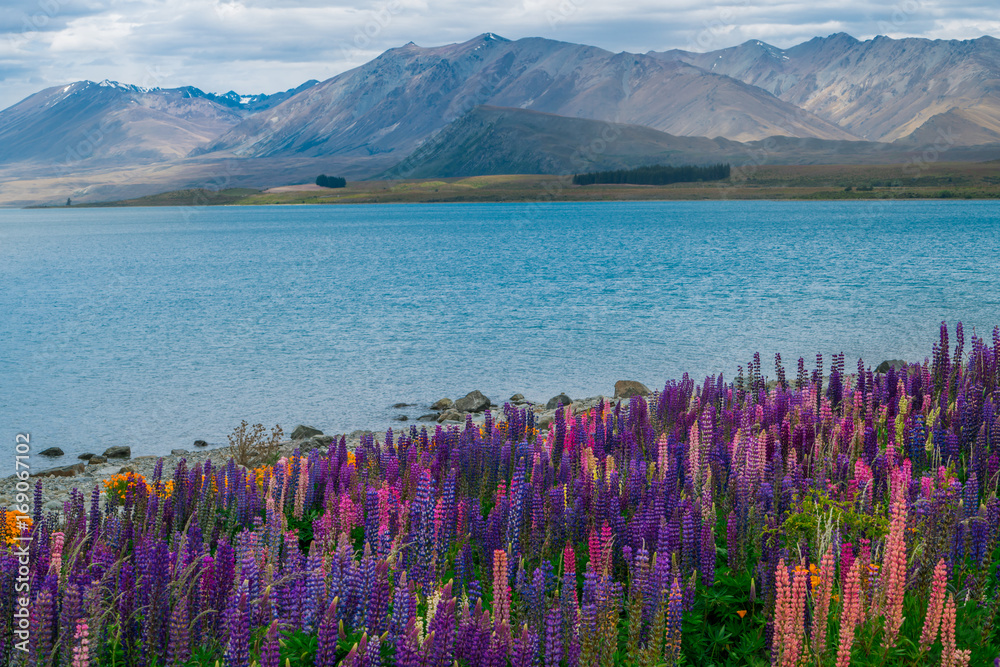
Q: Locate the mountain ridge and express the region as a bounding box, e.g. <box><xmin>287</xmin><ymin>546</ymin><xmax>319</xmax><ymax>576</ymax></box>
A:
<box><xmin>3</xmin><ymin>31</ymin><xmax>1000</xmax><ymax>205</ymax></box>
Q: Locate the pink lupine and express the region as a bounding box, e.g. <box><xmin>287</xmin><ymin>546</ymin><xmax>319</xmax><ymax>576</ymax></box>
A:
<box><xmin>293</xmin><ymin>455</ymin><xmax>308</xmax><ymax>519</ymax></box>
<box><xmin>940</xmin><ymin>593</ymin><xmax>966</xmax><ymax>667</ymax></box>
<box><xmin>773</xmin><ymin>559</ymin><xmax>806</xmax><ymax>667</ymax></box>
<box><xmin>789</xmin><ymin>562</ymin><xmax>809</xmax><ymax>666</ymax></box>
<box><xmin>71</xmin><ymin>619</ymin><xmax>89</xmax><ymax>667</ymax></box>
<box><xmin>882</xmin><ymin>468</ymin><xmax>908</xmax><ymax>647</ymax></box>
<box><xmin>688</xmin><ymin>421</ymin><xmax>701</xmax><ymax>488</ymax></box>
<box><xmin>920</xmin><ymin>559</ymin><xmax>948</xmax><ymax>652</ymax></box>
<box><xmin>836</xmin><ymin>559</ymin><xmax>864</xmax><ymax>667</ymax></box>
<box><xmin>50</xmin><ymin>531</ymin><xmax>65</xmax><ymax>574</ymax></box>
<box><xmin>812</xmin><ymin>548</ymin><xmax>835</xmax><ymax>656</ymax></box>
<box><xmin>493</xmin><ymin>549</ymin><xmax>510</xmax><ymax>630</ymax></box>
<box><xmin>657</xmin><ymin>433</ymin><xmax>669</xmax><ymax>480</ymax></box>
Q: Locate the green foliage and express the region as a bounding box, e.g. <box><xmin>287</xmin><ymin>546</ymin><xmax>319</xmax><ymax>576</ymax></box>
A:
<box><xmin>286</xmin><ymin>507</ymin><xmax>322</xmax><ymax>550</ymax></box>
<box><xmin>681</xmin><ymin>570</ymin><xmax>768</xmax><ymax>666</ymax></box>
<box><xmin>278</xmin><ymin>628</ymin><xmax>319</xmax><ymax>666</ymax></box>
<box><xmin>316</xmin><ymin>174</ymin><xmax>347</xmax><ymax>188</ymax></box>
<box><xmin>779</xmin><ymin>489</ymin><xmax>888</xmax><ymax>556</ymax></box>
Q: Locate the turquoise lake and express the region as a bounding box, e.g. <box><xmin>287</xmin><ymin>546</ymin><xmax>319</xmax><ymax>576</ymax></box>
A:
<box><xmin>2</xmin><ymin>200</ymin><xmax>999</xmax><ymax>466</ymax></box>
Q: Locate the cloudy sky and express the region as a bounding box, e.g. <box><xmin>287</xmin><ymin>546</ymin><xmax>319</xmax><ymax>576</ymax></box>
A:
<box><xmin>1</xmin><ymin>0</ymin><xmax>998</xmax><ymax>109</ymax></box>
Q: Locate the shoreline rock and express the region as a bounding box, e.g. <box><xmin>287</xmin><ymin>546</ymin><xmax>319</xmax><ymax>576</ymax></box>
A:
<box><xmin>103</xmin><ymin>446</ymin><xmax>131</xmax><ymax>459</ymax></box>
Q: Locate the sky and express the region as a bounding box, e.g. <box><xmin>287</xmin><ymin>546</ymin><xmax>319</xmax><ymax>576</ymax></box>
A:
<box><xmin>1</xmin><ymin>0</ymin><xmax>999</xmax><ymax>110</ymax></box>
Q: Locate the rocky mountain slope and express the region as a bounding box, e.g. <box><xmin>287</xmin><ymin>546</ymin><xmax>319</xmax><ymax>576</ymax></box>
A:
<box><xmin>384</xmin><ymin>106</ymin><xmax>1000</xmax><ymax>178</ymax></box>
<box><xmin>656</xmin><ymin>34</ymin><xmax>1000</xmax><ymax>143</ymax></box>
<box><xmin>201</xmin><ymin>33</ymin><xmax>856</xmax><ymax>163</ymax></box>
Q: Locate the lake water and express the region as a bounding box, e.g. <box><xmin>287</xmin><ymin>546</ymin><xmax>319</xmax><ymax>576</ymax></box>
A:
<box><xmin>2</xmin><ymin>200</ymin><xmax>999</xmax><ymax>467</ymax></box>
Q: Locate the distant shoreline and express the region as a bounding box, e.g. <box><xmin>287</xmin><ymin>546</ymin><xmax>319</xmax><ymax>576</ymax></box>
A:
<box><xmin>28</xmin><ymin>162</ymin><xmax>1000</xmax><ymax>208</ymax></box>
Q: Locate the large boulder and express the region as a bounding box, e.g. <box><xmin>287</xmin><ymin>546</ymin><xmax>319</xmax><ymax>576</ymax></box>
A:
<box><xmin>430</xmin><ymin>397</ymin><xmax>453</xmax><ymax>411</ymax></box>
<box><xmin>296</xmin><ymin>435</ymin><xmax>332</xmax><ymax>455</ymax></box>
<box><xmin>103</xmin><ymin>446</ymin><xmax>131</xmax><ymax>459</ymax></box>
<box><xmin>291</xmin><ymin>425</ymin><xmax>323</xmax><ymax>440</ymax></box>
<box><xmin>536</xmin><ymin>412</ymin><xmax>556</xmax><ymax>429</ymax></box>
<box><xmin>193</xmin><ymin>439</ymin><xmax>208</xmax><ymax>447</ymax></box>
<box><xmin>510</xmin><ymin>393</ymin><xmax>525</xmax><ymax>402</ymax></box>
<box><xmin>33</xmin><ymin>463</ymin><xmax>85</xmax><ymax>478</ymax></box>
<box><xmin>417</xmin><ymin>414</ymin><xmax>438</xmax><ymax>422</ymax></box>
<box><xmin>875</xmin><ymin>360</ymin><xmax>907</xmax><ymax>374</ymax></box>
<box><xmin>438</xmin><ymin>409</ymin><xmax>463</xmax><ymax>423</ymax></box>
<box><xmin>78</xmin><ymin>452</ymin><xmax>95</xmax><ymax>460</ymax></box>
<box><xmin>546</xmin><ymin>393</ymin><xmax>572</xmax><ymax>410</ymax></box>
<box><xmin>454</xmin><ymin>390</ymin><xmax>491</xmax><ymax>413</ymax></box>
<box><xmin>614</xmin><ymin>380</ymin><xmax>651</xmax><ymax>398</ymax></box>
<box><xmin>39</xmin><ymin>447</ymin><xmax>64</xmax><ymax>457</ymax></box>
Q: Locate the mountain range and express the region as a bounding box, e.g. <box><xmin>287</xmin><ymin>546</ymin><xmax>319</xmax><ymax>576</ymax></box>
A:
<box><xmin>2</xmin><ymin>32</ymin><xmax>1000</xmax><ymax>204</ymax></box>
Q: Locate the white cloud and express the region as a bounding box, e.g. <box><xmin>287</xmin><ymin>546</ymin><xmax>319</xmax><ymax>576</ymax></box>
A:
<box><xmin>0</xmin><ymin>0</ymin><xmax>997</xmax><ymax>109</ymax></box>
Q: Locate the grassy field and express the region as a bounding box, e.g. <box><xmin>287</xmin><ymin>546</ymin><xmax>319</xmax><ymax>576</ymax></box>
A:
<box><xmin>75</xmin><ymin>161</ymin><xmax>1000</xmax><ymax>207</ymax></box>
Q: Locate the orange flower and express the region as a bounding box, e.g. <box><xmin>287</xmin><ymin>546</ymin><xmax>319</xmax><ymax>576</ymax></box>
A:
<box><xmin>102</xmin><ymin>471</ymin><xmax>173</xmax><ymax>504</ymax></box>
<box><xmin>1</xmin><ymin>510</ymin><xmax>32</xmax><ymax>544</ymax></box>
<box><xmin>737</xmin><ymin>610</ymin><xmax>747</xmax><ymax>618</ymax></box>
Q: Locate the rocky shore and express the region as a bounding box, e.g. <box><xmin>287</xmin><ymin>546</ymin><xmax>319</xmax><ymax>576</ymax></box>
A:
<box><xmin>0</xmin><ymin>381</ymin><xmax>651</xmax><ymax>514</ymax></box>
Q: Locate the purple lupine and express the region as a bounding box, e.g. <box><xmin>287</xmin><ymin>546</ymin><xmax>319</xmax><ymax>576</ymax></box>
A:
<box><xmin>259</xmin><ymin>619</ymin><xmax>281</xmax><ymax>667</ymax></box>
<box><xmin>364</xmin><ymin>632</ymin><xmax>382</xmax><ymax>667</ymax></box>
<box><xmin>168</xmin><ymin>596</ymin><xmax>190</xmax><ymax>666</ymax></box>
<box><xmin>316</xmin><ymin>595</ymin><xmax>340</xmax><ymax>666</ymax></box>
<box><xmin>223</xmin><ymin>582</ymin><xmax>250</xmax><ymax>667</ymax></box>
<box><xmin>544</xmin><ymin>603</ymin><xmax>562</xmax><ymax>667</ymax></box>
<box><xmin>510</xmin><ymin>622</ymin><xmax>539</xmax><ymax>667</ymax></box>
<box><xmin>366</xmin><ymin>559</ymin><xmax>391</xmax><ymax>635</ymax></box>
<box><xmin>665</xmin><ymin>576</ymin><xmax>684</xmax><ymax>662</ymax></box>
<box><xmin>426</xmin><ymin>583</ymin><xmax>457</xmax><ymax>667</ymax></box>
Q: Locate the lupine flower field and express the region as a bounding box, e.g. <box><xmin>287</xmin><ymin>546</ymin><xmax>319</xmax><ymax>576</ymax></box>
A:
<box><xmin>5</xmin><ymin>322</ymin><xmax>1000</xmax><ymax>666</ymax></box>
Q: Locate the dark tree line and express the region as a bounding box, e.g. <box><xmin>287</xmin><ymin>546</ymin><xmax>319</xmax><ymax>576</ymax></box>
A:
<box><xmin>572</xmin><ymin>163</ymin><xmax>731</xmax><ymax>186</ymax></box>
<box><xmin>316</xmin><ymin>175</ymin><xmax>347</xmax><ymax>188</ymax></box>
